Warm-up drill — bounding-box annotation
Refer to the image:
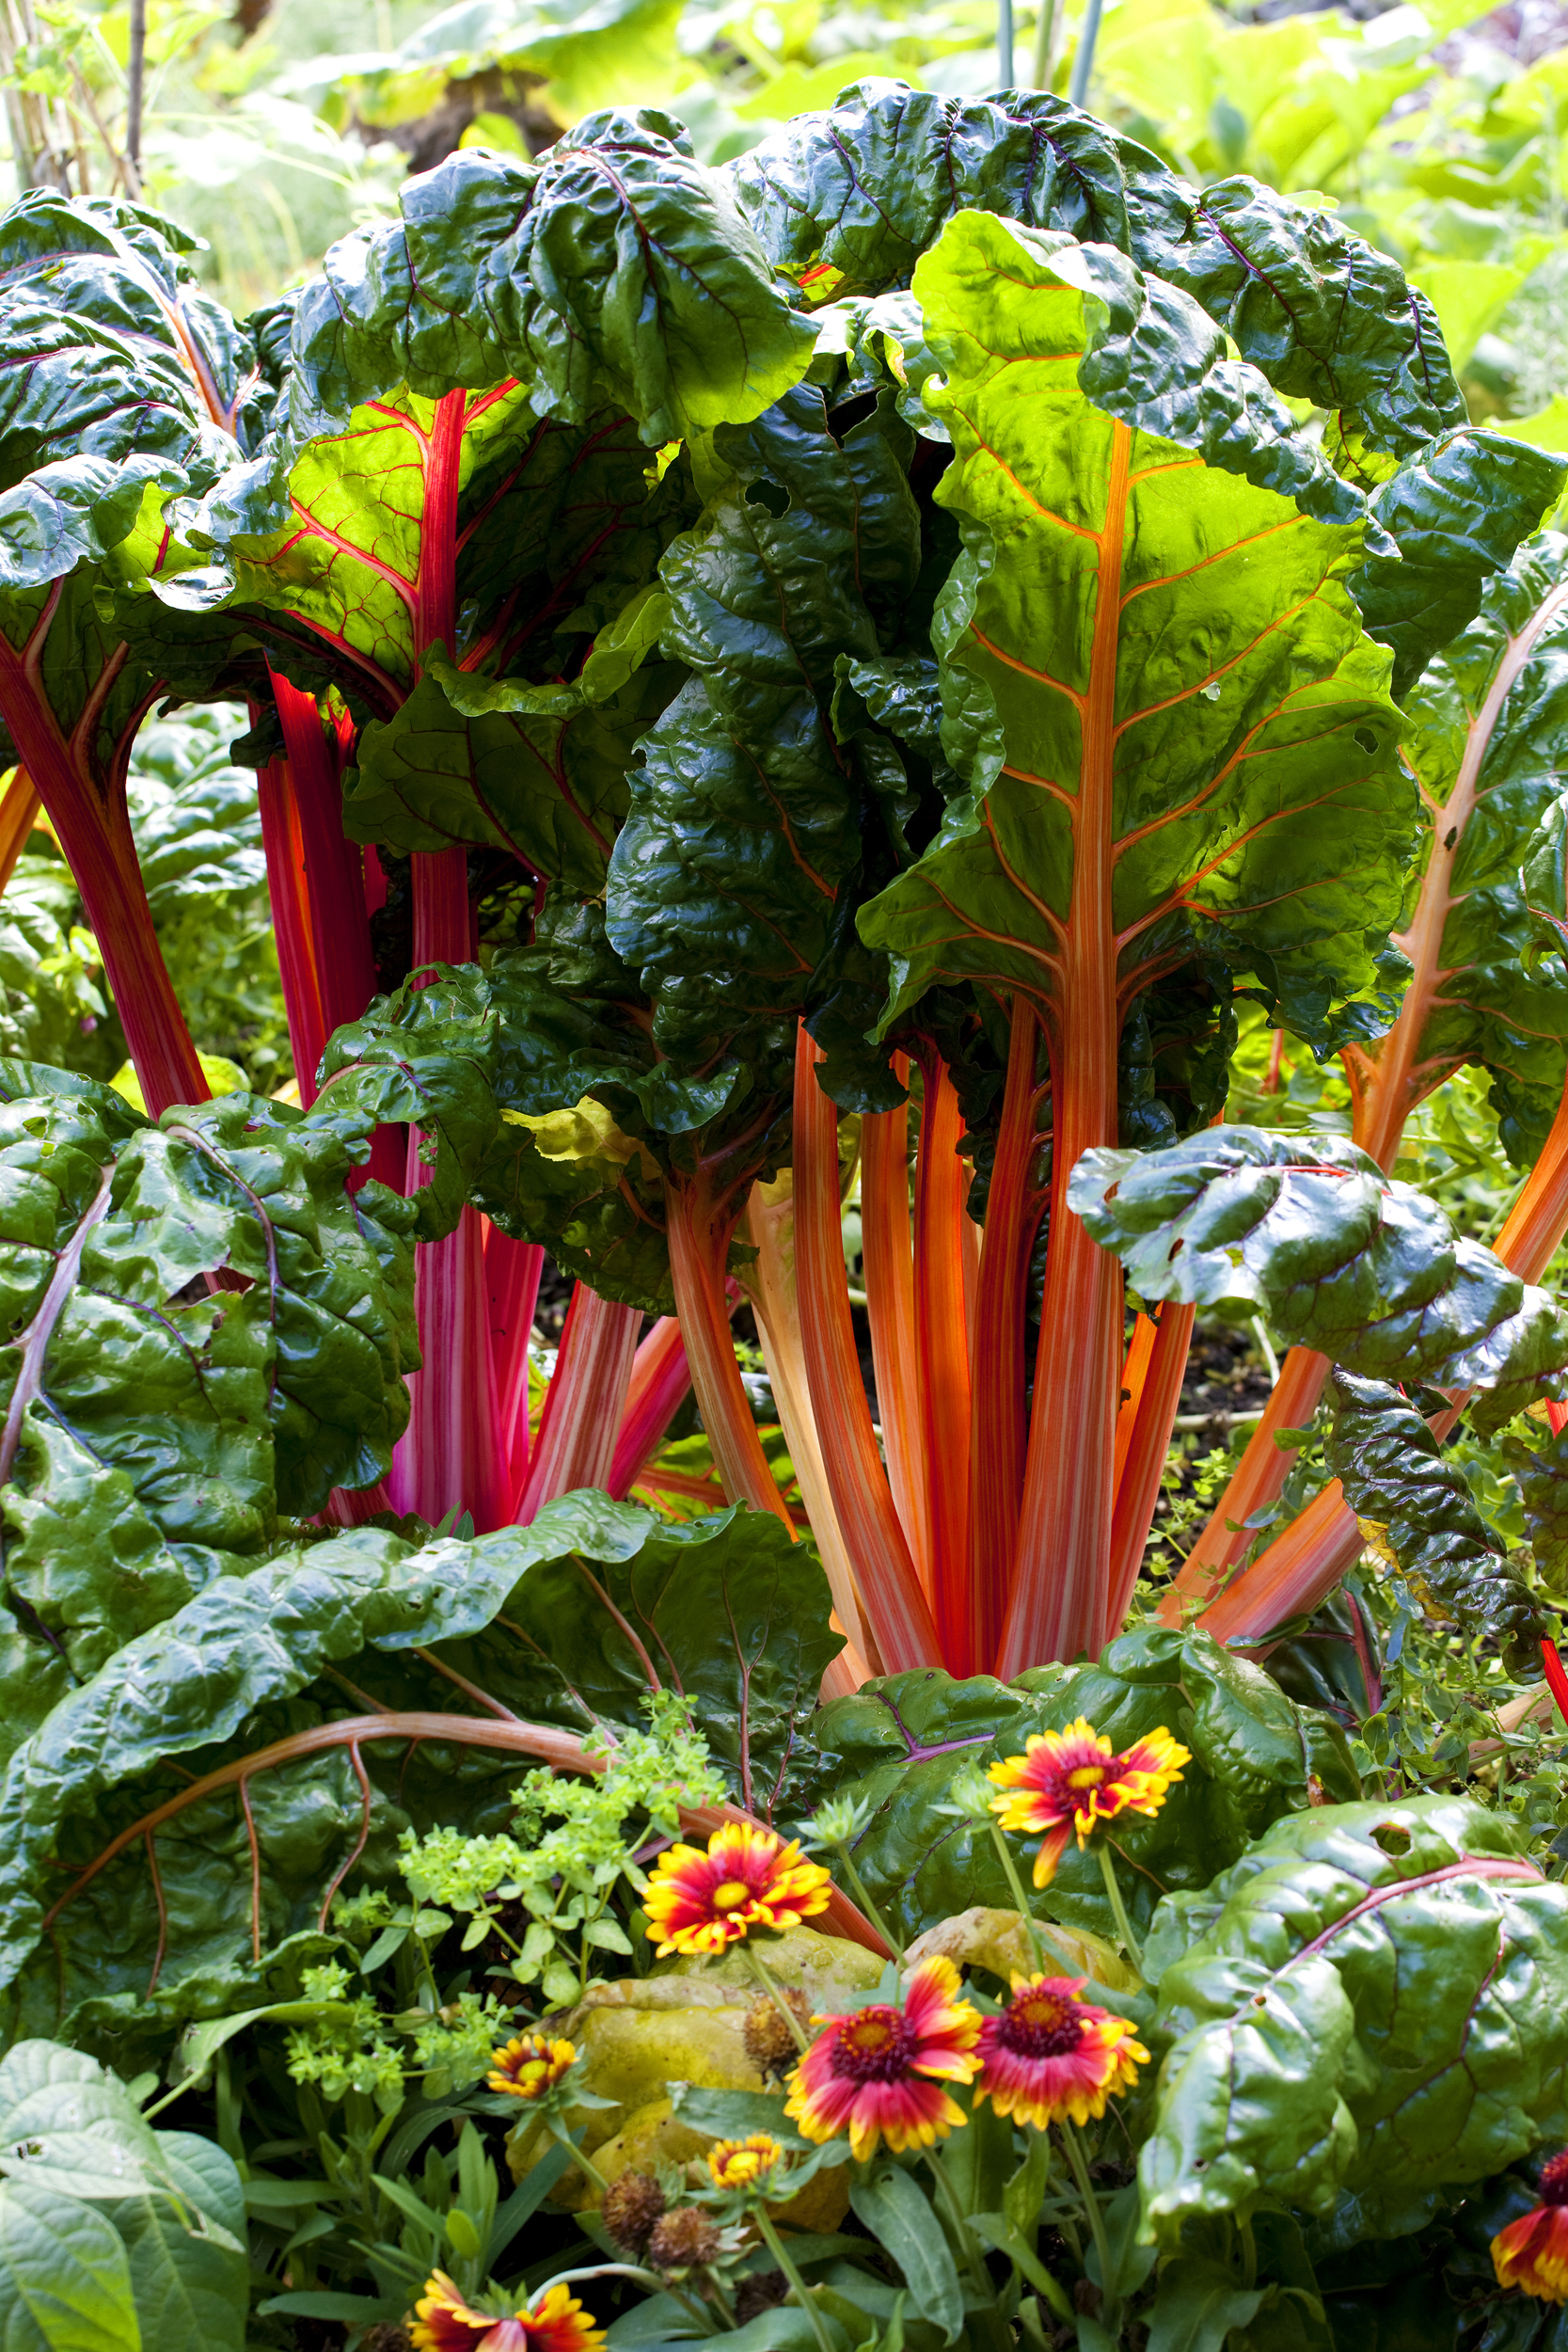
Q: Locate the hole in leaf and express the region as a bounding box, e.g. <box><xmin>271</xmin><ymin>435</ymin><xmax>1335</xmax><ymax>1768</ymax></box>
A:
<box><xmin>745</xmin><ymin>478</ymin><xmax>791</xmax><ymax>518</ymax></box>
<box><xmin>1371</xmin><ymin>1819</ymin><xmax>1412</xmax><ymax>1855</ymax></box>
<box><xmin>1354</xmin><ymin>727</ymin><xmax>1378</xmax><ymax>754</ymax></box>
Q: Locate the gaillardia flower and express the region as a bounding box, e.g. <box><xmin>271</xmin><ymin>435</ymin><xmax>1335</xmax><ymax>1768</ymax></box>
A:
<box><xmin>988</xmin><ymin>1718</ymin><xmax>1190</xmax><ymax>1887</ymax></box>
<box><xmin>642</xmin><ymin>1824</ymin><xmax>832</xmax><ymax>1957</ymax></box>
<box><xmin>487</xmin><ymin>2034</ymin><xmax>577</xmax><ymax>2103</ymax></box>
<box><xmin>974</xmin><ymin>1975</ymin><xmax>1149</xmax><ymax>2129</ymax></box>
<box><xmin>707</xmin><ymin>2133</ymin><xmax>784</xmax><ymax>2193</ymax></box>
<box><xmin>784</xmin><ymin>1954</ymin><xmax>981</xmax><ymax>2161</ymax></box>
<box><xmin>411</xmin><ymin>2274</ymin><xmax>605</xmax><ymax>2352</ymax></box>
<box><xmin>1493</xmin><ymin>2152</ymin><xmax>1568</xmax><ymax>2301</ymax></box>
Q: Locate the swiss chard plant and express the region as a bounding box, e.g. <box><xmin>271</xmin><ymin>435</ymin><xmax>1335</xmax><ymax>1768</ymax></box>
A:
<box><xmin>8</xmin><ymin>69</ymin><xmax>1568</xmax><ymax>2352</ymax></box>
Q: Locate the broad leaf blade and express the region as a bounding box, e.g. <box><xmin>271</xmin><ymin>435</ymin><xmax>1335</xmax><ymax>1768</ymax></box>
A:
<box><xmin>1140</xmin><ymin>1796</ymin><xmax>1568</xmax><ymax>2244</ymax></box>
<box><xmin>1070</xmin><ymin>1126</ymin><xmax>1568</xmax><ymax>1426</ymax></box>
<box><xmin>1325</xmin><ymin>1369</ymin><xmax>1545</xmax><ymax>1673</ymax></box>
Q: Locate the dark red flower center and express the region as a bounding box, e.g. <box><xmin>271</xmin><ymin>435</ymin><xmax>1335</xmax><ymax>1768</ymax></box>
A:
<box><xmin>1541</xmin><ymin>2152</ymin><xmax>1568</xmax><ymax>2206</ymax></box>
<box><xmin>998</xmin><ymin>1990</ymin><xmax>1085</xmax><ymax>2059</ymax></box>
<box><xmin>831</xmin><ymin>2005</ymin><xmax>916</xmax><ymax>2082</ymax></box>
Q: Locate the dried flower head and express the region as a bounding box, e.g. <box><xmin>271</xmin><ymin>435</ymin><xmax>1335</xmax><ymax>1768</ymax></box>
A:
<box><xmin>647</xmin><ymin>2206</ymin><xmax>722</xmax><ymax>2274</ymax></box>
<box><xmin>601</xmin><ymin>2170</ymin><xmax>667</xmax><ymax>2257</ymax></box>
<box><xmin>988</xmin><ymin>1719</ymin><xmax>1190</xmax><ymax>1886</ymax></box>
<box><xmin>744</xmin><ymin>1989</ymin><xmax>809</xmax><ymax>2078</ymax></box>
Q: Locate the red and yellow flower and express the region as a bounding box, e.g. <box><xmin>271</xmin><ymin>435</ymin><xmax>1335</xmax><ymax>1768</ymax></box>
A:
<box><xmin>1493</xmin><ymin>2152</ymin><xmax>1568</xmax><ymax>2301</ymax></box>
<box><xmin>642</xmin><ymin>1823</ymin><xmax>832</xmax><ymax>1957</ymax></box>
<box><xmin>988</xmin><ymin>1718</ymin><xmax>1190</xmax><ymax>1887</ymax></box>
<box><xmin>411</xmin><ymin>2274</ymin><xmax>606</xmax><ymax>2352</ymax></box>
<box><xmin>974</xmin><ymin>1975</ymin><xmax>1149</xmax><ymax>2129</ymax></box>
<box><xmin>707</xmin><ymin>2133</ymin><xmax>784</xmax><ymax>2193</ymax></box>
<box><xmin>486</xmin><ymin>2034</ymin><xmax>577</xmax><ymax>2103</ymax></box>
<box><xmin>784</xmin><ymin>1954</ymin><xmax>981</xmax><ymax>2162</ymax></box>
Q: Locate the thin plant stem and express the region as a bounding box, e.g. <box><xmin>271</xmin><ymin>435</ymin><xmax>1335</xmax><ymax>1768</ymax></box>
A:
<box><xmin>1058</xmin><ymin>2120</ymin><xmax>1117</xmax><ymax>2321</ymax></box>
<box><xmin>1098</xmin><ymin>1844</ymin><xmax>1144</xmax><ymax>1975</ymax></box>
<box><xmin>1031</xmin><ymin>0</ymin><xmax>1058</xmax><ymax>84</ymax></box>
<box><xmin>546</xmin><ymin>2119</ymin><xmax>610</xmax><ymax>2193</ymax></box>
<box><xmin>924</xmin><ymin>2149</ymin><xmax>992</xmax><ymax>2298</ymax></box>
<box><xmin>1068</xmin><ymin>0</ymin><xmax>1103</xmax><ymax>105</ymax></box>
<box><xmin>755</xmin><ymin>2209</ymin><xmax>836</xmax><ymax>2352</ymax></box>
<box><xmin>534</xmin><ymin>2262</ymin><xmax>719</xmax><ymax>2335</ymax></box>
<box><xmin>746</xmin><ymin>1945</ymin><xmax>811</xmax><ymax>2054</ymax></box>
<box><xmin>990</xmin><ymin>1823</ymin><xmax>1046</xmax><ymax>1973</ymax></box>
<box><xmin>830</xmin><ymin>1839</ymin><xmax>904</xmax><ymax>1962</ymax></box>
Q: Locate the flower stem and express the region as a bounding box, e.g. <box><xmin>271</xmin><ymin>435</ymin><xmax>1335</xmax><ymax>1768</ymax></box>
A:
<box><xmin>755</xmin><ymin>2208</ymin><xmax>836</xmax><ymax>2352</ymax></box>
<box><xmin>533</xmin><ymin>2263</ymin><xmax>721</xmax><ymax>2336</ymax></box>
<box><xmin>923</xmin><ymin>2146</ymin><xmax>991</xmax><ymax>2300</ymax></box>
<box><xmin>990</xmin><ymin>1823</ymin><xmax>1046</xmax><ymax>1974</ymax></box>
<box><xmin>746</xmin><ymin>1945</ymin><xmax>811</xmax><ymax>2054</ymax></box>
<box><xmin>1098</xmin><ymin>1844</ymin><xmax>1143</xmax><ymax>1975</ymax></box>
<box><xmin>829</xmin><ymin>1839</ymin><xmax>903</xmax><ymax>1962</ymax></box>
<box><xmin>546</xmin><ymin>2120</ymin><xmax>610</xmax><ymax>2193</ymax></box>
<box><xmin>1058</xmin><ymin>2120</ymin><xmax>1117</xmax><ymax>2324</ymax></box>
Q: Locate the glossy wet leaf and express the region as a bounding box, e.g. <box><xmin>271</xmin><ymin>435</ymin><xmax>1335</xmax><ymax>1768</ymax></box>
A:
<box><xmin>731</xmin><ymin>84</ymin><xmax>1465</xmax><ymax>454</ymax></box>
<box><xmin>1326</xmin><ymin>1370</ymin><xmax>1545</xmax><ymax>1674</ymax></box>
<box><xmin>288</xmin><ymin>117</ymin><xmax>816</xmax><ymax>446</ymax></box>
<box><xmin>1072</xmin><ymin>1126</ymin><xmax>1568</xmax><ymax>1429</ymax></box>
<box><xmin>812</xmin><ymin>1629</ymin><xmax>1357</xmax><ymax>1947</ymax></box>
<box><xmin>0</xmin><ymin>1492</ymin><xmax>832</xmax><ymax>2033</ymax></box>
<box><xmin>607</xmin><ymin>384</ymin><xmax>919</xmax><ymax>1079</ymax></box>
<box><xmin>1142</xmin><ymin>1797</ymin><xmax>1568</xmax><ymax>2245</ymax></box>
<box><xmin>858</xmin><ymin>212</ymin><xmax>1412</xmax><ymax>1062</ymax></box>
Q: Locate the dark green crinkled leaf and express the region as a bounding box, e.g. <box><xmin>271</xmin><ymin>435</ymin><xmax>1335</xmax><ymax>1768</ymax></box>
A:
<box><xmin>606</xmin><ymin>383</ymin><xmax>917</xmax><ymax>1091</ymax></box>
<box><xmin>320</xmin><ymin>907</ymin><xmax>802</xmax><ymax>1305</ymax></box>
<box><xmin>1353</xmin><ymin>433</ymin><xmax>1567</xmax><ymax>698</ymax></box>
<box><xmin>1506</xmin><ymin>1417</ymin><xmax>1568</xmax><ymax>1593</ymax></box>
<box><xmin>0</xmin><ymin>1493</ymin><xmax>835</xmax><ymax>2040</ymax></box>
<box><xmin>1325</xmin><ymin>1370</ymin><xmax>1546</xmax><ymax>1675</ymax></box>
<box><xmin>0</xmin><ymin>191</ymin><xmax>249</xmax><ymax>590</ymax></box>
<box><xmin>1070</xmin><ymin>1126</ymin><xmax>1568</xmax><ymax>1430</ymax></box>
<box><xmin>317</xmin><ymin>946</ymin><xmax>685</xmax><ymax>1309</ymax></box>
<box><xmin>344</xmin><ymin>607</ymin><xmax>680</xmax><ymax>891</ymax></box>
<box><xmin>0</xmin><ymin>1082</ymin><xmax>419</xmax><ymax>1756</ymax></box>
<box><xmin>286</xmin><ymin>116</ymin><xmax>817</xmax><ymax>446</ymax></box>
<box><xmin>729</xmin><ymin>82</ymin><xmax>1465</xmax><ymax>455</ymax></box>
<box><xmin>429</xmin><ymin>1495</ymin><xmax>841</xmax><ymax>1820</ymax></box>
<box><xmin>811</xmin><ymin>1629</ymin><xmax>1358</xmax><ymax>1947</ymax></box>
<box><xmin>1139</xmin><ymin>1796</ymin><xmax>1568</xmax><ymax>2246</ymax></box>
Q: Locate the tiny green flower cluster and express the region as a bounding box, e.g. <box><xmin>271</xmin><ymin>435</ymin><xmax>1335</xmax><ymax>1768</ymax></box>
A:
<box><xmin>283</xmin><ymin>1693</ymin><xmax>724</xmax><ymax>2110</ymax></box>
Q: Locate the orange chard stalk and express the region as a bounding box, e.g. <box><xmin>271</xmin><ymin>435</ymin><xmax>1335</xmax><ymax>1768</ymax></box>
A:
<box><xmin>1187</xmin><ymin>578</ymin><xmax>1568</xmax><ymax>1642</ymax></box>
<box><xmin>912</xmin><ymin>1045</ymin><xmax>974</xmax><ymax>1670</ymax></box>
<box><xmin>859</xmin><ymin>1057</ymin><xmax>931</xmax><ymax>1592</ymax></box>
<box><xmin>665</xmin><ymin>1164</ymin><xmax>798</xmax><ymax>1538</ymax></box>
<box><xmin>968</xmin><ymin>994</ymin><xmax>1048</xmax><ymax>1674</ymax></box>
<box><xmin>1106</xmin><ymin>1301</ymin><xmax>1196</xmax><ymax>1649</ymax></box>
<box><xmin>1186</xmin><ymin>577</ymin><xmax>1568</xmax><ymax>1610</ymax></box>
<box><xmin>793</xmin><ymin>1022</ymin><xmax>939</xmax><ymax>1671</ymax></box>
<box><xmin>743</xmin><ymin>1171</ymin><xmax>878</xmax><ymax>1669</ymax></box>
<box><xmin>996</xmin><ymin>427</ymin><xmax>1132</xmax><ymax>1680</ymax></box>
